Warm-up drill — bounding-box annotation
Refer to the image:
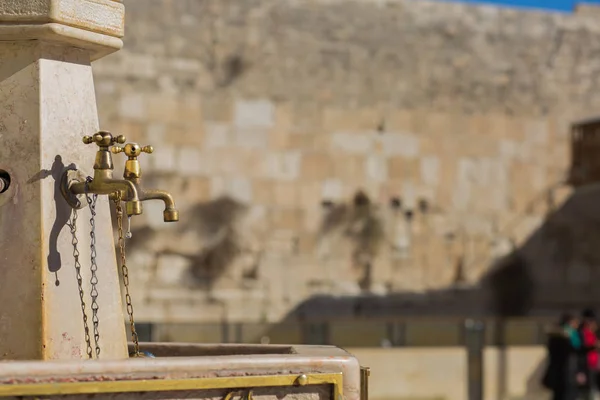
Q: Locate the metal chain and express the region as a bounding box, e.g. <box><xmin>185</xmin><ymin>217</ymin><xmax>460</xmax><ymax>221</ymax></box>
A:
<box><xmin>114</xmin><ymin>191</ymin><xmax>140</xmax><ymax>356</ymax></box>
<box><xmin>84</xmin><ymin>178</ymin><xmax>101</xmax><ymax>358</ymax></box>
<box><xmin>67</xmin><ymin>208</ymin><xmax>94</xmax><ymax>359</ymax></box>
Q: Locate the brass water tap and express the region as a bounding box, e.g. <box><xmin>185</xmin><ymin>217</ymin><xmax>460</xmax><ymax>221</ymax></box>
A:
<box><xmin>111</xmin><ymin>142</ymin><xmax>179</xmax><ymax>222</ymax></box>
<box><xmin>66</xmin><ymin>132</ymin><xmax>142</xmax><ymax>216</ymax></box>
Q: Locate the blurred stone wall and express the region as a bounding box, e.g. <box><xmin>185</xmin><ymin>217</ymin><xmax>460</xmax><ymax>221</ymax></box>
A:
<box><xmin>92</xmin><ymin>0</ymin><xmax>600</xmax><ymax>322</ymax></box>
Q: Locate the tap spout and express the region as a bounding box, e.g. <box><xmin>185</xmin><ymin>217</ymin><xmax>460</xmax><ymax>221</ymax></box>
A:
<box><xmin>69</xmin><ymin>178</ymin><xmax>142</xmax><ymax>216</ymax></box>
<box><xmin>140</xmin><ymin>189</ymin><xmax>179</xmax><ymax>222</ymax></box>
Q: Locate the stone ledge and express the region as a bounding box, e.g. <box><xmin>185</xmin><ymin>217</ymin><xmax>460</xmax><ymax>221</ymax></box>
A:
<box><xmin>0</xmin><ymin>23</ymin><xmax>122</xmax><ymax>60</ymax></box>
<box><xmin>0</xmin><ymin>0</ymin><xmax>124</xmax><ymax>38</ymax></box>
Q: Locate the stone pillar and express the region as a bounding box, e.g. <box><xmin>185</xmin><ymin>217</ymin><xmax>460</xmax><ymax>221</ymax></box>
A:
<box><xmin>0</xmin><ymin>0</ymin><xmax>128</xmax><ymax>360</ymax></box>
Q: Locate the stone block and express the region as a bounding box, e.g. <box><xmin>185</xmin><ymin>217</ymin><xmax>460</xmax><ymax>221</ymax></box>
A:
<box><xmin>385</xmin><ymin>109</ymin><xmax>412</xmax><ymax>132</ymax></box>
<box><xmin>0</xmin><ymin>0</ymin><xmax>125</xmax><ymax>61</ymax></box>
<box><xmin>226</xmin><ymin>177</ymin><xmax>254</xmax><ymax>203</ymax></box>
<box><xmin>239</xmin><ymin>149</ymin><xmax>266</xmax><ymax>177</ymax></box>
<box><xmin>146</xmin><ymin>95</ymin><xmax>180</xmax><ymax>123</ymax></box>
<box><xmin>118</xmin><ymin>93</ymin><xmax>145</xmax><ymax>120</ymax></box>
<box><xmin>268</xmin><ymin>127</ymin><xmax>289</xmax><ymax>149</ymax></box>
<box><xmin>168</xmin><ymin>57</ymin><xmax>202</xmax><ymax>74</ymax></box>
<box><xmin>420</xmin><ymin>156</ymin><xmax>440</xmax><ymax>186</ymax></box>
<box><xmin>292</xmin><ymin>102</ymin><xmax>323</xmax><ymax>131</ymax></box>
<box><xmin>331</xmin><ymin>154</ymin><xmax>365</xmax><ymax>182</ymax></box>
<box><xmin>209</xmin><ymin>176</ymin><xmax>253</xmax><ymax>203</ymax></box>
<box><xmin>550</xmin><ymin>115</ymin><xmax>572</xmax><ymax>141</ymax></box>
<box><xmin>113</xmin><ymin>120</ymin><xmax>144</xmax><ymax>144</ymax></box>
<box><xmin>234</xmin><ymin>98</ymin><xmax>275</xmax><ymax>128</ymax></box>
<box><xmin>323</xmin><ymin>107</ymin><xmax>381</xmax><ymax>131</ymax></box>
<box><xmin>178</xmin><ymin>94</ymin><xmax>203</xmax><ymax>124</ymax></box>
<box><xmin>233</xmin><ymin>127</ymin><xmax>269</xmax><ymax>149</ymax></box>
<box><xmin>424</xmin><ymin>112</ymin><xmax>453</xmax><ymax>135</ymax></box>
<box><xmin>182</xmin><ymin>176</ymin><xmax>212</xmax><ymax>202</ymax></box>
<box><xmin>487</xmin><ymin>114</ymin><xmax>525</xmax><ymax>141</ymax></box>
<box><xmin>253</xmin><ymin>180</ymin><xmax>275</xmax><ymax>205</ymax></box>
<box><xmin>204</xmin><ymin>123</ymin><xmax>230</xmax><ymax>148</ymax></box>
<box><xmin>270</xmin><ymin>208</ymin><xmax>304</xmax><ymax>231</ymax></box>
<box><xmin>331</xmin><ymin>132</ymin><xmax>373</xmax><ymax>154</ymax></box>
<box><xmin>273</xmin><ymin>181</ymin><xmax>300</xmax><ymax>208</ymax></box>
<box><xmin>365</xmin><ymin>155</ymin><xmax>388</xmax><ymax>182</ymax></box>
<box><xmin>121</xmin><ymin>53</ymin><xmax>158</xmax><ymax>80</ymax></box>
<box><xmin>300</xmin><ymin>182</ymin><xmax>322</xmax><ymax>207</ymax></box>
<box><xmin>321</xmin><ymin>179</ymin><xmax>343</xmax><ymax>200</ymax></box>
<box><xmin>498</xmin><ymin>139</ymin><xmax>520</xmax><ymax>161</ymax></box>
<box><xmin>300</xmin><ymin>152</ymin><xmax>334</xmax><ymax>180</ymax></box>
<box><xmin>145</xmin><ymin>200</ymin><xmax>169</xmax><ymax>228</ymax></box>
<box><xmin>146</xmin><ymin>123</ymin><xmax>166</xmax><ymax>146</ymax></box>
<box><xmin>260</xmin><ymin>152</ymin><xmax>302</xmax><ymax>181</ymax></box>
<box><xmin>400</xmin><ymin>181</ymin><xmax>418</xmax><ymax>209</ymax></box>
<box><xmin>378</xmin><ymin>132</ymin><xmax>420</xmax><ymax>157</ymax></box>
<box><xmin>437</xmin><ymin>157</ymin><xmax>458</xmax><ymax>208</ymax></box>
<box><xmin>274</xmin><ymin>102</ymin><xmax>294</xmax><ymax>130</ymax></box>
<box><xmin>269</xmin><ymin>103</ymin><xmax>294</xmax><ymax>149</ymax></box>
<box><xmin>156</xmin><ymin>255</ymin><xmax>190</xmax><ymax>286</ymax></box>
<box><xmin>244</xmin><ymin>203</ymin><xmax>268</xmax><ymax>224</ymax></box>
<box><xmin>95</xmin><ymin>80</ymin><xmax>117</xmax><ymax>96</ymax></box>
<box><xmin>303</xmin><ymin>207</ymin><xmax>322</xmax><ymax>232</ymax></box>
<box><xmin>201</xmin><ymin>95</ymin><xmax>233</xmax><ymax>122</ymax></box>
<box><xmin>524</xmin><ymin>118</ymin><xmax>549</xmax><ymax>146</ymax></box>
<box><xmin>210</xmin><ymin>176</ymin><xmax>226</xmax><ymax>199</ymax></box>
<box><xmin>168</xmin><ymin>123</ymin><xmax>204</xmax><ymax>147</ymax></box>
<box><xmin>153</xmin><ymin>145</ymin><xmax>178</xmax><ymax>173</ymax></box>
<box><xmin>177</xmin><ymin>147</ymin><xmax>203</xmax><ymax>176</ymax></box>
<box><xmin>207</xmin><ymin>148</ymin><xmax>262</xmax><ymax>177</ymax></box>
<box><xmin>388</xmin><ymin>157</ymin><xmax>419</xmax><ymax>180</ymax></box>
<box><xmin>287</xmin><ymin>132</ymin><xmax>317</xmax><ymax>150</ymax></box>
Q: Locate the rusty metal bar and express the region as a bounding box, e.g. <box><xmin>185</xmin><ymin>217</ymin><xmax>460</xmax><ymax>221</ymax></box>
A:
<box><xmin>360</xmin><ymin>366</ymin><xmax>370</xmax><ymax>400</ymax></box>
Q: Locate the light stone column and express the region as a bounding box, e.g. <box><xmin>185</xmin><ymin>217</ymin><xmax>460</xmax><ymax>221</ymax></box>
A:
<box><xmin>0</xmin><ymin>0</ymin><xmax>128</xmax><ymax>360</ymax></box>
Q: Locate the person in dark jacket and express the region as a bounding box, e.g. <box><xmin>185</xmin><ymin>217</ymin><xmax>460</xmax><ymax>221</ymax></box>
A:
<box><xmin>578</xmin><ymin>309</ymin><xmax>599</xmax><ymax>400</ymax></box>
<box><xmin>543</xmin><ymin>313</ymin><xmax>585</xmax><ymax>400</ymax></box>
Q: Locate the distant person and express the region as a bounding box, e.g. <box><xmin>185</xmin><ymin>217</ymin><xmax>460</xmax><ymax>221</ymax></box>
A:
<box><xmin>542</xmin><ymin>313</ymin><xmax>584</xmax><ymax>400</ymax></box>
<box><xmin>579</xmin><ymin>309</ymin><xmax>599</xmax><ymax>399</ymax></box>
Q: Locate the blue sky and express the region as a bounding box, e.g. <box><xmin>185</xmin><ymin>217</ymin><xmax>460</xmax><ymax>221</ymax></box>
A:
<box><xmin>439</xmin><ymin>0</ymin><xmax>600</xmax><ymax>12</ymax></box>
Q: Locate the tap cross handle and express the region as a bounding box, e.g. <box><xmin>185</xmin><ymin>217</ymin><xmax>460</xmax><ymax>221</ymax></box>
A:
<box><xmin>111</xmin><ymin>143</ymin><xmax>154</xmax><ymax>159</ymax></box>
<box><xmin>83</xmin><ymin>131</ymin><xmax>126</xmax><ymax>148</ymax></box>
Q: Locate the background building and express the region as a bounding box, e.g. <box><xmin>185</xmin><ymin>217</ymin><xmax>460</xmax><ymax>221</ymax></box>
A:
<box><xmin>93</xmin><ymin>0</ymin><xmax>600</xmax><ymax>331</ymax></box>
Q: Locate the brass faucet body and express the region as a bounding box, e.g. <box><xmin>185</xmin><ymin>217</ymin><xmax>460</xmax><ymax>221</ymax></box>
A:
<box><xmin>66</xmin><ymin>132</ymin><xmax>143</xmax><ymax>216</ymax></box>
<box><xmin>111</xmin><ymin>143</ymin><xmax>179</xmax><ymax>222</ymax></box>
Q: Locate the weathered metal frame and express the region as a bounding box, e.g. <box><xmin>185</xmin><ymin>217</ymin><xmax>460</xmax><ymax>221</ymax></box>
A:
<box><xmin>0</xmin><ymin>372</ymin><xmax>343</xmax><ymax>398</ymax></box>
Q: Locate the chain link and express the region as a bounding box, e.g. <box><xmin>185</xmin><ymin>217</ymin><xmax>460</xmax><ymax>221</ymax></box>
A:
<box><xmin>84</xmin><ymin>178</ymin><xmax>101</xmax><ymax>358</ymax></box>
<box><xmin>114</xmin><ymin>191</ymin><xmax>140</xmax><ymax>356</ymax></box>
<box><xmin>67</xmin><ymin>208</ymin><xmax>94</xmax><ymax>359</ymax></box>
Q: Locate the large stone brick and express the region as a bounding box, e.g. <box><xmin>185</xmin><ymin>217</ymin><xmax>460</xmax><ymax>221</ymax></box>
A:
<box><xmin>233</xmin><ymin>127</ymin><xmax>269</xmax><ymax>149</ymax></box>
<box><xmin>420</xmin><ymin>156</ymin><xmax>440</xmax><ymax>187</ymax></box>
<box><xmin>177</xmin><ymin>147</ymin><xmax>203</xmax><ymax>176</ymax></box>
<box><xmin>300</xmin><ymin>152</ymin><xmax>334</xmax><ymax>180</ymax></box>
<box><xmin>378</xmin><ymin>132</ymin><xmax>420</xmax><ymax>158</ymax></box>
<box><xmin>260</xmin><ymin>152</ymin><xmax>301</xmax><ymax>181</ymax></box>
<box><xmin>388</xmin><ymin>157</ymin><xmax>419</xmax><ymax>181</ymax></box>
<box><xmin>234</xmin><ymin>98</ymin><xmax>275</xmax><ymax>128</ymax></box>
<box><xmin>204</xmin><ymin>123</ymin><xmax>231</xmax><ymax>149</ymax></box>
<box><xmin>331</xmin><ymin>154</ymin><xmax>365</xmax><ymax>183</ymax></box>
<box><xmin>118</xmin><ymin>93</ymin><xmax>145</xmax><ymax>120</ymax></box>
<box><xmin>273</xmin><ymin>182</ymin><xmax>300</xmax><ymax>208</ymax></box>
<box><xmin>365</xmin><ymin>155</ymin><xmax>388</xmax><ymax>182</ymax></box>
<box><xmin>331</xmin><ymin>132</ymin><xmax>373</xmax><ymax>154</ymax></box>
